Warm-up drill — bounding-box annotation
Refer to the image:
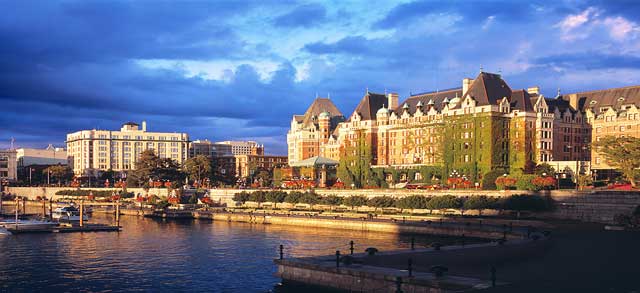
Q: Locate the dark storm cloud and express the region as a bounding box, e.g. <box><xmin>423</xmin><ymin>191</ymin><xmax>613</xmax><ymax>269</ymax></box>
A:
<box><xmin>1</xmin><ymin>1</ymin><xmax>640</xmax><ymax>154</ymax></box>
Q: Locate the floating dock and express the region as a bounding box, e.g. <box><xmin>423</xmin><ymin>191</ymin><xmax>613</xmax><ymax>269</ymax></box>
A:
<box><xmin>6</xmin><ymin>223</ymin><xmax>121</xmax><ymax>234</ymax></box>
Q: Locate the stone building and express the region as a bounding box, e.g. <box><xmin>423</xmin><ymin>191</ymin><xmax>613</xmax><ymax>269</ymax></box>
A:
<box><xmin>0</xmin><ymin>149</ymin><xmax>17</xmax><ymax>182</ymax></box>
<box><xmin>215</xmin><ymin>140</ymin><xmax>264</xmax><ymax>156</ymax></box>
<box><xmin>286</xmin><ymin>97</ymin><xmax>344</xmax><ymax>165</ymax></box>
<box><xmin>66</xmin><ymin>121</ymin><xmax>189</xmax><ymax>176</ymax></box>
<box><xmin>289</xmin><ymin>71</ymin><xmax>640</xmax><ymax>185</ymax></box>
<box><xmin>234</xmin><ymin>154</ymin><xmax>288</xmax><ymax>178</ymax></box>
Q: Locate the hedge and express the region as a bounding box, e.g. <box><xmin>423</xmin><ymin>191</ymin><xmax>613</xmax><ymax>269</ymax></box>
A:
<box><xmin>232</xmin><ymin>191</ymin><xmax>552</xmax><ymax>213</ymax></box>
<box><xmin>55</xmin><ymin>189</ymin><xmax>134</xmax><ymax>198</ymax></box>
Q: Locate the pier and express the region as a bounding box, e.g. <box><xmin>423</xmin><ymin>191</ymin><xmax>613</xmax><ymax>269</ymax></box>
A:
<box><xmin>275</xmin><ymin>235</ymin><xmax>550</xmax><ymax>292</ymax></box>
<box><xmin>1</xmin><ymin>198</ymin><xmax>122</xmax><ymax>234</ymax></box>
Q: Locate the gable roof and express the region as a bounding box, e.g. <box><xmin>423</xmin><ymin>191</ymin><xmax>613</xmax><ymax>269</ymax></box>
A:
<box><xmin>301</xmin><ymin>98</ymin><xmax>343</xmax><ymax>126</ymax></box>
<box><xmin>462</xmin><ymin>72</ymin><xmax>512</xmax><ymax>107</ymax></box>
<box><xmin>510</xmin><ymin>89</ymin><xmax>534</xmax><ymax>111</ymax></box>
<box><xmin>564</xmin><ymin>85</ymin><xmax>640</xmax><ymax>115</ymax></box>
<box><xmin>546</xmin><ymin>96</ymin><xmax>575</xmax><ymax>114</ymax></box>
<box><xmin>351</xmin><ymin>92</ymin><xmax>388</xmax><ymax>120</ymax></box>
<box><xmin>396</xmin><ymin>88</ymin><xmax>463</xmax><ymax>115</ymax></box>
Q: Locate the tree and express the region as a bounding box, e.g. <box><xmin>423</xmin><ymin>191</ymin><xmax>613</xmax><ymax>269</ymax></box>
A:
<box><xmin>482</xmin><ymin>170</ymin><xmax>505</xmax><ymax>190</ymax></box>
<box><xmin>253</xmin><ymin>169</ymin><xmax>272</xmax><ymax>187</ymax></box>
<box><xmin>427</xmin><ymin>195</ymin><xmax>462</xmax><ymax>213</ymax></box>
<box><xmin>395</xmin><ymin>195</ymin><xmax>429</xmax><ymax>210</ymax></box>
<box><xmin>248</xmin><ymin>191</ymin><xmax>266</xmax><ymax>203</ymax></box>
<box><xmin>500</xmin><ymin>195</ymin><xmax>550</xmax><ymax>217</ymax></box>
<box><xmin>577</xmin><ymin>174</ymin><xmax>593</xmax><ymax>190</ymax></box>
<box><xmin>593</xmin><ymin>136</ymin><xmax>640</xmax><ymax>187</ymax></box>
<box><xmin>233</xmin><ymin>191</ymin><xmax>250</xmax><ymax>204</ymax></box>
<box><xmin>44</xmin><ymin>164</ymin><xmax>73</xmax><ymax>186</ymax></box>
<box><xmin>342</xmin><ymin>195</ymin><xmax>368</xmax><ymax>209</ymax></box>
<box><xmin>265</xmin><ymin>191</ymin><xmax>287</xmax><ymax>204</ymax></box>
<box><xmin>298</xmin><ymin>191</ymin><xmax>321</xmax><ymax>205</ymax></box>
<box><xmin>463</xmin><ymin>196</ymin><xmax>496</xmax><ymax>215</ymax></box>
<box><xmin>183</xmin><ymin>155</ymin><xmax>211</xmax><ymax>186</ymax></box>
<box><xmin>127</xmin><ymin>150</ymin><xmax>185</xmax><ymax>187</ymax></box>
<box><xmin>284</xmin><ymin>191</ymin><xmax>303</xmax><ymax>204</ymax></box>
<box><xmin>320</xmin><ymin>195</ymin><xmax>343</xmax><ymax>206</ymax></box>
<box><xmin>368</xmin><ymin>196</ymin><xmax>396</xmax><ymax>213</ymax></box>
<box><xmin>534</xmin><ymin>163</ymin><xmax>555</xmax><ymax>176</ymax></box>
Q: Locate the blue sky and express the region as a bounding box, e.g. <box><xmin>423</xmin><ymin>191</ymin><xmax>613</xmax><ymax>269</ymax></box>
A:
<box><xmin>1</xmin><ymin>0</ymin><xmax>639</xmax><ymax>155</ymax></box>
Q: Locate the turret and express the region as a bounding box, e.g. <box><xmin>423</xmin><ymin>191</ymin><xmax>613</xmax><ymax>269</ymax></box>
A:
<box><xmin>318</xmin><ymin>111</ymin><xmax>331</xmax><ymax>143</ymax></box>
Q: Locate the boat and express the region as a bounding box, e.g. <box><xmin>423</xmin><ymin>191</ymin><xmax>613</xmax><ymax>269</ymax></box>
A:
<box><xmin>0</xmin><ymin>227</ymin><xmax>11</xmax><ymax>236</ymax></box>
<box><xmin>0</xmin><ymin>219</ymin><xmax>58</xmax><ymax>230</ymax></box>
<box><xmin>52</xmin><ymin>206</ymin><xmax>89</xmax><ymax>222</ymax></box>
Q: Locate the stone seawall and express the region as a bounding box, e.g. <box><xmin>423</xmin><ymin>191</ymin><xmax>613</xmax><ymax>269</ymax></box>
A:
<box><xmin>189</xmin><ymin>212</ymin><xmax>523</xmax><ymax>240</ymax></box>
<box><xmin>7</xmin><ymin>187</ymin><xmax>640</xmax><ymax>224</ymax></box>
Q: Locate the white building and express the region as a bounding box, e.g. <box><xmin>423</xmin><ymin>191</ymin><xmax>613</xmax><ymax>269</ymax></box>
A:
<box><xmin>66</xmin><ymin>121</ymin><xmax>189</xmax><ymax>176</ymax></box>
<box><xmin>16</xmin><ymin>145</ymin><xmax>67</xmax><ymax>167</ymax></box>
<box><xmin>215</xmin><ymin>140</ymin><xmax>264</xmax><ymax>156</ymax></box>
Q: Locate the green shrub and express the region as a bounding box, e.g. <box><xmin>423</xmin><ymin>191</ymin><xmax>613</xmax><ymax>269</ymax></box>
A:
<box><xmin>298</xmin><ymin>191</ymin><xmax>321</xmax><ymax>205</ymax></box>
<box><xmin>427</xmin><ymin>195</ymin><xmax>462</xmax><ymax>210</ymax></box>
<box><xmin>515</xmin><ymin>174</ymin><xmax>540</xmax><ymax>191</ymax></box>
<box><xmin>482</xmin><ymin>170</ymin><xmax>505</xmax><ymax>190</ymax></box>
<box><xmin>265</xmin><ymin>191</ymin><xmax>287</xmax><ymax>203</ymax></box>
<box><xmin>342</xmin><ymin>195</ymin><xmax>368</xmax><ymax>208</ymax></box>
<box><xmin>248</xmin><ymin>191</ymin><xmax>266</xmax><ymax>203</ymax></box>
<box><xmin>500</xmin><ymin>195</ymin><xmax>550</xmax><ymax>212</ymax></box>
<box><xmin>55</xmin><ymin>190</ymin><xmax>115</xmax><ymax>197</ymax></box>
<box><xmin>463</xmin><ymin>195</ymin><xmax>496</xmax><ymax>211</ymax></box>
<box><xmin>320</xmin><ymin>195</ymin><xmax>343</xmax><ymax>206</ymax></box>
<box><xmin>395</xmin><ymin>195</ymin><xmax>429</xmax><ymax>209</ymax></box>
<box><xmin>233</xmin><ymin>191</ymin><xmax>250</xmax><ymax>203</ymax></box>
<box><xmin>367</xmin><ymin>196</ymin><xmax>396</xmax><ymax>208</ymax></box>
<box><xmin>284</xmin><ymin>191</ymin><xmax>303</xmax><ymax>204</ymax></box>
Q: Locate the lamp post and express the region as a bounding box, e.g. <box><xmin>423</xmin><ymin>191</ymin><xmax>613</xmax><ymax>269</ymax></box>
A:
<box><xmin>450</xmin><ymin>170</ymin><xmax>460</xmax><ymax>189</ymax></box>
<box><xmin>502</xmin><ymin>173</ymin><xmax>508</xmax><ymax>191</ymax></box>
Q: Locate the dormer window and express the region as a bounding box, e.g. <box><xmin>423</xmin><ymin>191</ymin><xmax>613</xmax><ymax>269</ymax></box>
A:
<box><xmin>618</xmin><ymin>97</ymin><xmax>625</xmax><ymax>102</ymax></box>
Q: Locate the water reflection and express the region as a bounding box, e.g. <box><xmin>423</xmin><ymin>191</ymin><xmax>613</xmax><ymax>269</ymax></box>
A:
<box><xmin>1</xmin><ymin>208</ymin><xmax>460</xmax><ymax>292</ymax></box>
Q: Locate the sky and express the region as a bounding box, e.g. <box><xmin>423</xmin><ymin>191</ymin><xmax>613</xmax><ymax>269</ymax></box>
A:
<box><xmin>1</xmin><ymin>0</ymin><xmax>640</xmax><ymax>155</ymax></box>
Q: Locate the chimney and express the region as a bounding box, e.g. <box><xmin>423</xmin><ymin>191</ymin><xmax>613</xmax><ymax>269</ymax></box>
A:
<box><xmin>142</xmin><ymin>121</ymin><xmax>147</xmax><ymax>131</ymax></box>
<box><xmin>462</xmin><ymin>78</ymin><xmax>474</xmax><ymax>95</ymax></box>
<box><xmin>527</xmin><ymin>86</ymin><xmax>540</xmax><ymax>95</ymax></box>
<box><xmin>568</xmin><ymin>94</ymin><xmax>578</xmax><ymax>111</ymax></box>
<box><xmin>387</xmin><ymin>93</ymin><xmax>399</xmax><ymax>110</ymax></box>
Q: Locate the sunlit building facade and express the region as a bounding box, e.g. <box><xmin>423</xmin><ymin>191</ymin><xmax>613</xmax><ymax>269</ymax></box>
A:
<box><xmin>66</xmin><ymin>121</ymin><xmax>189</xmax><ymax>176</ymax></box>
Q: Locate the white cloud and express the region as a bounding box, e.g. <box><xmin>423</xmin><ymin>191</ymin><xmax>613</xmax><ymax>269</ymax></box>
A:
<box><xmin>482</xmin><ymin>15</ymin><xmax>496</xmax><ymax>30</ymax></box>
<box><xmin>555</xmin><ymin>7</ymin><xmax>640</xmax><ymax>43</ymax></box>
<box><xmin>601</xmin><ymin>16</ymin><xmax>639</xmax><ymax>41</ymax></box>
<box><xmin>555</xmin><ymin>7</ymin><xmax>599</xmax><ymax>41</ymax></box>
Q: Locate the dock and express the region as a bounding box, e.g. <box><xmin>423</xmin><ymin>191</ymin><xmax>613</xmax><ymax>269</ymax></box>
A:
<box><xmin>6</xmin><ymin>223</ymin><xmax>121</xmax><ymax>234</ymax></box>
<box><xmin>275</xmin><ymin>235</ymin><xmax>550</xmax><ymax>292</ymax></box>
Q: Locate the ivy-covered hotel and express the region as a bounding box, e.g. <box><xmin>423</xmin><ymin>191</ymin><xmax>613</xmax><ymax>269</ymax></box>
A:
<box><xmin>287</xmin><ymin>71</ymin><xmax>639</xmax><ymax>186</ymax></box>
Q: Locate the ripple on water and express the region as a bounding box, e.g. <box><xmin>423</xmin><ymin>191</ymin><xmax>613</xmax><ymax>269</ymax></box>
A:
<box><xmin>0</xmin><ymin>213</ymin><xmax>460</xmax><ymax>292</ymax></box>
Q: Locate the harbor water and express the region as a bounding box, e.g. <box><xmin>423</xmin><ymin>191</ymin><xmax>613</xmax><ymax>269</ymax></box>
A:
<box><xmin>0</xmin><ymin>209</ymin><xmax>459</xmax><ymax>292</ymax></box>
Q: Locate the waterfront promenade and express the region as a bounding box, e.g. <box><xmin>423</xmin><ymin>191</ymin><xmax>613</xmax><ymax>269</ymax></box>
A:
<box><xmin>6</xmin><ymin>187</ymin><xmax>640</xmax><ymax>224</ymax></box>
<box><xmin>275</xmin><ymin>221</ymin><xmax>640</xmax><ymax>292</ymax></box>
